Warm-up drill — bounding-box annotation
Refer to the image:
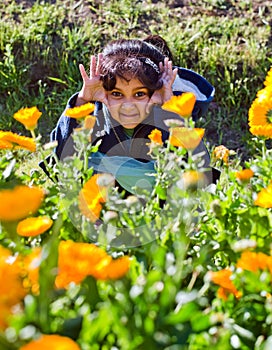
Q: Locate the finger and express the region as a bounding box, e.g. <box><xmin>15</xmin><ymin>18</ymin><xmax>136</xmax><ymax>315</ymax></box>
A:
<box><xmin>164</xmin><ymin>57</ymin><xmax>169</xmax><ymax>73</ymax></box>
<box><xmin>96</xmin><ymin>53</ymin><xmax>103</xmax><ymax>75</ymax></box>
<box><xmin>79</xmin><ymin>64</ymin><xmax>89</xmax><ymax>81</ymax></box>
<box><xmin>159</xmin><ymin>61</ymin><xmax>164</xmax><ymax>72</ymax></box>
<box><xmin>172</xmin><ymin>67</ymin><xmax>178</xmax><ymax>81</ymax></box>
<box><xmin>90</xmin><ymin>55</ymin><xmax>96</xmax><ymax>77</ymax></box>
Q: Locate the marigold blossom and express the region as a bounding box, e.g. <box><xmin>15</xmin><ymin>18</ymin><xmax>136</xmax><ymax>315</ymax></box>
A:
<box><xmin>55</xmin><ymin>240</ymin><xmax>130</xmax><ymax>288</ymax></box>
<box><xmin>162</xmin><ymin>92</ymin><xmax>196</xmax><ymax>118</ymax></box>
<box><xmin>264</xmin><ymin>66</ymin><xmax>272</xmax><ymax>87</ymax></box>
<box><xmin>0</xmin><ymin>246</ymin><xmax>27</xmax><ymax>329</ymax></box>
<box><xmin>78</xmin><ymin>174</ymin><xmax>109</xmax><ymax>222</ymax></box>
<box><xmin>236</xmin><ymin>251</ymin><xmax>272</xmax><ymax>273</ymax></box>
<box><xmin>0</xmin><ymin>185</ymin><xmax>44</xmax><ymax>222</ymax></box>
<box><xmin>248</xmin><ymin>88</ymin><xmax>272</xmax><ymax>138</ymax></box>
<box><xmin>65</xmin><ymin>102</ymin><xmax>95</xmax><ymax>119</ymax></box>
<box><xmin>209</xmin><ymin>269</ymin><xmax>242</xmax><ymax>300</ymax></box>
<box><xmin>178</xmin><ymin>170</ymin><xmax>206</xmax><ymax>190</ymax></box>
<box><xmin>17</xmin><ymin>216</ymin><xmax>53</xmax><ymax>237</ymax></box>
<box><xmin>235</xmin><ymin>168</ymin><xmax>254</xmax><ymax>182</ymax></box>
<box><xmin>254</xmin><ymin>182</ymin><xmax>272</xmax><ymax>208</ymax></box>
<box><xmin>13</xmin><ymin>106</ymin><xmax>42</xmax><ymax>131</ymax></box>
<box><xmin>84</xmin><ymin>115</ymin><xmax>96</xmax><ymax>129</ymax></box>
<box><xmin>212</xmin><ymin>145</ymin><xmax>230</xmax><ymax>165</ymax></box>
<box><xmin>169</xmin><ymin>127</ymin><xmax>204</xmax><ymax>150</ymax></box>
<box><xmin>19</xmin><ymin>334</ymin><xmax>80</xmax><ymax>350</ymax></box>
<box><xmin>21</xmin><ymin>248</ymin><xmax>41</xmax><ymax>295</ymax></box>
<box><xmin>148</xmin><ymin>128</ymin><xmax>163</xmax><ymax>145</ymax></box>
<box><xmin>0</xmin><ymin>131</ymin><xmax>36</xmax><ymax>152</ymax></box>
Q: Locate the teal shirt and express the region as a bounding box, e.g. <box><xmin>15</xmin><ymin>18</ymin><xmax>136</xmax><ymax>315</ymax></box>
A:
<box><xmin>88</xmin><ymin>152</ymin><xmax>156</xmax><ymax>195</ymax></box>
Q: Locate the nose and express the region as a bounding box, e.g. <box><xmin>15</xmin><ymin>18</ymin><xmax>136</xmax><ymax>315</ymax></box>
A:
<box><xmin>120</xmin><ymin>100</ymin><xmax>136</xmax><ymax>112</ymax></box>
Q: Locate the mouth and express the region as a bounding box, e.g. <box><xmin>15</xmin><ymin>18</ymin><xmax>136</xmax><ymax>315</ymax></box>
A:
<box><xmin>120</xmin><ymin>113</ymin><xmax>138</xmax><ymax>118</ymax></box>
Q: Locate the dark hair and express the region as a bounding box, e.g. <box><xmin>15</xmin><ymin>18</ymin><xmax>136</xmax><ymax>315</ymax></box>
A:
<box><xmin>143</xmin><ymin>35</ymin><xmax>175</xmax><ymax>63</ymax></box>
<box><xmin>100</xmin><ymin>38</ymin><xmax>168</xmax><ymax>94</ymax></box>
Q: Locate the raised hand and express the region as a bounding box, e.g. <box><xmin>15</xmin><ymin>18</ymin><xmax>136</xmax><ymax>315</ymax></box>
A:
<box><xmin>76</xmin><ymin>54</ymin><xmax>108</xmax><ymax>106</ymax></box>
<box><xmin>146</xmin><ymin>57</ymin><xmax>178</xmax><ymax>114</ymax></box>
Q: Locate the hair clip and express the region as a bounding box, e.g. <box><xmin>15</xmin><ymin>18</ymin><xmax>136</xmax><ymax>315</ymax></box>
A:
<box><xmin>140</xmin><ymin>57</ymin><xmax>160</xmax><ymax>74</ymax></box>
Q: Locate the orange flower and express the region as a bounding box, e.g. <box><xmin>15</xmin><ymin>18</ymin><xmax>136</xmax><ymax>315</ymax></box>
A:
<box><xmin>65</xmin><ymin>102</ymin><xmax>95</xmax><ymax>119</ymax></box>
<box><xmin>0</xmin><ymin>246</ymin><xmax>27</xmax><ymax>330</ymax></box>
<box><xmin>248</xmin><ymin>90</ymin><xmax>272</xmax><ymax>138</ymax></box>
<box><xmin>162</xmin><ymin>92</ymin><xmax>196</xmax><ymax>118</ymax></box>
<box><xmin>264</xmin><ymin>66</ymin><xmax>272</xmax><ymax>87</ymax></box>
<box><xmin>148</xmin><ymin>128</ymin><xmax>163</xmax><ymax>145</ymax></box>
<box><xmin>178</xmin><ymin>170</ymin><xmax>206</xmax><ymax>190</ymax></box>
<box><xmin>235</xmin><ymin>168</ymin><xmax>254</xmax><ymax>182</ymax></box>
<box><xmin>100</xmin><ymin>256</ymin><xmax>131</xmax><ymax>280</ymax></box>
<box><xmin>236</xmin><ymin>251</ymin><xmax>272</xmax><ymax>273</ymax></box>
<box><xmin>0</xmin><ymin>131</ymin><xmax>36</xmax><ymax>152</ymax></box>
<box><xmin>212</xmin><ymin>145</ymin><xmax>230</xmax><ymax>165</ymax></box>
<box><xmin>19</xmin><ymin>334</ymin><xmax>80</xmax><ymax>350</ymax></box>
<box><xmin>78</xmin><ymin>174</ymin><xmax>111</xmax><ymax>222</ymax></box>
<box><xmin>209</xmin><ymin>269</ymin><xmax>241</xmax><ymax>300</ymax></box>
<box><xmin>254</xmin><ymin>182</ymin><xmax>272</xmax><ymax>208</ymax></box>
<box><xmin>21</xmin><ymin>248</ymin><xmax>41</xmax><ymax>295</ymax></box>
<box><xmin>169</xmin><ymin>127</ymin><xmax>204</xmax><ymax>150</ymax></box>
<box><xmin>0</xmin><ymin>185</ymin><xmax>44</xmax><ymax>222</ymax></box>
<box><xmin>17</xmin><ymin>216</ymin><xmax>53</xmax><ymax>237</ymax></box>
<box><xmin>55</xmin><ymin>240</ymin><xmax>130</xmax><ymax>288</ymax></box>
<box><xmin>13</xmin><ymin>106</ymin><xmax>42</xmax><ymax>131</ymax></box>
<box><xmin>84</xmin><ymin>115</ymin><xmax>96</xmax><ymax>129</ymax></box>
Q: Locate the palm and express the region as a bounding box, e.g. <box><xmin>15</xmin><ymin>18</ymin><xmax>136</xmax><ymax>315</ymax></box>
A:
<box><xmin>78</xmin><ymin>54</ymin><xmax>108</xmax><ymax>105</ymax></box>
<box><xmin>146</xmin><ymin>58</ymin><xmax>178</xmax><ymax>114</ymax></box>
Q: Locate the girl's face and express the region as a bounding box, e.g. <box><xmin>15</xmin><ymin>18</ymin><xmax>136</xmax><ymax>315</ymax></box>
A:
<box><xmin>106</xmin><ymin>77</ymin><xmax>150</xmax><ymax>129</ymax></box>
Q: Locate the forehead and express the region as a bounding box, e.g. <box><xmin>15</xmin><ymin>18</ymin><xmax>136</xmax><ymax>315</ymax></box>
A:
<box><xmin>114</xmin><ymin>77</ymin><xmax>147</xmax><ymax>90</ymax></box>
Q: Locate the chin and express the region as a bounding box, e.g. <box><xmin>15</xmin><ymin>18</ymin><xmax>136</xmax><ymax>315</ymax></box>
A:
<box><xmin>121</xmin><ymin>122</ymin><xmax>139</xmax><ymax>129</ymax></box>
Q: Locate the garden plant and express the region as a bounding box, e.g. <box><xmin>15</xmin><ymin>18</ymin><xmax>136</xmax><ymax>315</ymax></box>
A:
<box><xmin>0</xmin><ymin>1</ymin><xmax>272</xmax><ymax>349</ymax></box>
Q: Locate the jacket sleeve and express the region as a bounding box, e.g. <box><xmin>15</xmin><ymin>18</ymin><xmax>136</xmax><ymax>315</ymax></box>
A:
<box><xmin>50</xmin><ymin>93</ymin><xmax>79</xmax><ymax>159</ymax></box>
<box><xmin>173</xmin><ymin>67</ymin><xmax>215</xmax><ymax>121</ymax></box>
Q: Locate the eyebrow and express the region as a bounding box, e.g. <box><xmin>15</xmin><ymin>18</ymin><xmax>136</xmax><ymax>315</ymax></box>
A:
<box><xmin>113</xmin><ymin>85</ymin><xmax>148</xmax><ymax>91</ymax></box>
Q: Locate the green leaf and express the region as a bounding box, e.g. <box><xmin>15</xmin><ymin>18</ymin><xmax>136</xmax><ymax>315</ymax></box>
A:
<box><xmin>165</xmin><ymin>302</ymin><xmax>199</xmax><ymax>325</ymax></box>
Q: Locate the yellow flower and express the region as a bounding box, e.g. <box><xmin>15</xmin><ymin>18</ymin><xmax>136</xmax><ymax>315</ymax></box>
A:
<box><xmin>78</xmin><ymin>174</ymin><xmax>110</xmax><ymax>222</ymax></box>
<box><xmin>162</xmin><ymin>92</ymin><xmax>196</xmax><ymax>118</ymax></box>
<box><xmin>13</xmin><ymin>106</ymin><xmax>42</xmax><ymax>131</ymax></box>
<box><xmin>169</xmin><ymin>127</ymin><xmax>205</xmax><ymax>150</ymax></box>
<box><xmin>65</xmin><ymin>102</ymin><xmax>95</xmax><ymax>119</ymax></box>
<box><xmin>248</xmin><ymin>88</ymin><xmax>272</xmax><ymax>138</ymax></box>
<box><xmin>19</xmin><ymin>334</ymin><xmax>80</xmax><ymax>350</ymax></box>
<box><xmin>254</xmin><ymin>182</ymin><xmax>272</xmax><ymax>208</ymax></box>
<box><xmin>264</xmin><ymin>66</ymin><xmax>272</xmax><ymax>87</ymax></box>
<box><xmin>55</xmin><ymin>240</ymin><xmax>130</xmax><ymax>288</ymax></box>
<box><xmin>212</xmin><ymin>145</ymin><xmax>230</xmax><ymax>165</ymax></box>
<box><xmin>209</xmin><ymin>269</ymin><xmax>242</xmax><ymax>300</ymax></box>
<box><xmin>0</xmin><ymin>185</ymin><xmax>44</xmax><ymax>222</ymax></box>
<box><xmin>148</xmin><ymin>128</ymin><xmax>163</xmax><ymax>145</ymax></box>
<box><xmin>235</xmin><ymin>168</ymin><xmax>254</xmax><ymax>183</ymax></box>
<box><xmin>17</xmin><ymin>216</ymin><xmax>53</xmax><ymax>237</ymax></box>
<box><xmin>0</xmin><ymin>131</ymin><xmax>36</xmax><ymax>152</ymax></box>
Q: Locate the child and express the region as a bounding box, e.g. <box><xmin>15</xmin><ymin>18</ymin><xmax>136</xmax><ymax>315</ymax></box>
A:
<box><xmin>42</xmin><ymin>35</ymin><xmax>216</xmax><ymax>194</ymax></box>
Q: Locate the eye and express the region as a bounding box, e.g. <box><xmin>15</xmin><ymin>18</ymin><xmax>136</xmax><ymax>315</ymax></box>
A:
<box><xmin>135</xmin><ymin>91</ymin><xmax>147</xmax><ymax>98</ymax></box>
<box><xmin>111</xmin><ymin>91</ymin><xmax>123</xmax><ymax>97</ymax></box>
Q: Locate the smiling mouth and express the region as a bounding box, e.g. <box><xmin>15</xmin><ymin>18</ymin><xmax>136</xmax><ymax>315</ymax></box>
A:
<box><xmin>120</xmin><ymin>113</ymin><xmax>138</xmax><ymax>118</ymax></box>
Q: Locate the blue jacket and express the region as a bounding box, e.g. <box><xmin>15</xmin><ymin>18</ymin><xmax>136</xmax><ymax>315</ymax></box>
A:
<box><xmin>40</xmin><ymin>67</ymin><xmax>219</xmax><ymax>184</ymax></box>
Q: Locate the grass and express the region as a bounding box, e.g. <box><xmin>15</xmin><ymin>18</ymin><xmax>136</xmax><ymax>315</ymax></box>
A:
<box><xmin>0</xmin><ymin>0</ymin><xmax>272</xmax><ymax>159</ymax></box>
